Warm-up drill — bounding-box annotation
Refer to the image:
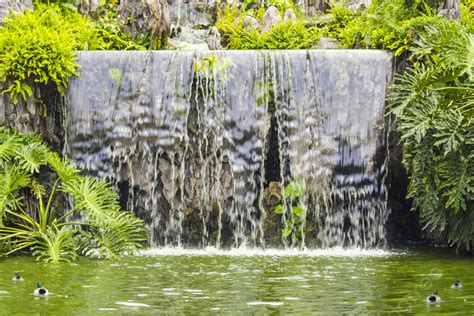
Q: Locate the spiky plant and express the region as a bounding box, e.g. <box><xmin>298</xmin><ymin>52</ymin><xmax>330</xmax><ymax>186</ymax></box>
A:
<box><xmin>390</xmin><ymin>21</ymin><xmax>473</xmax><ymax>251</ymax></box>
<box><xmin>0</xmin><ymin>126</ymin><xmax>147</xmax><ymax>261</ymax></box>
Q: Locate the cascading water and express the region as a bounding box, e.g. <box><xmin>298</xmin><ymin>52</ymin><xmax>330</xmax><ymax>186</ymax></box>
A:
<box><xmin>66</xmin><ymin>50</ymin><xmax>392</xmax><ymax>249</ymax></box>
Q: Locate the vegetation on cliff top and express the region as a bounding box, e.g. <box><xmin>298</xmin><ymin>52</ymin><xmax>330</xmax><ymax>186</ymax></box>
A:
<box><xmin>0</xmin><ymin>3</ymin><xmax>145</xmax><ymax>104</ymax></box>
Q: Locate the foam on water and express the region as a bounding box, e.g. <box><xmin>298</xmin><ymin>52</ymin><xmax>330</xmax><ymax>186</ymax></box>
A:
<box><xmin>140</xmin><ymin>246</ymin><xmax>397</xmax><ymax>257</ymax></box>
<box><xmin>115</xmin><ymin>301</ymin><xmax>150</xmax><ymax>307</ymax></box>
<box><xmin>247</xmin><ymin>302</ymin><xmax>284</xmax><ymax>306</ymax></box>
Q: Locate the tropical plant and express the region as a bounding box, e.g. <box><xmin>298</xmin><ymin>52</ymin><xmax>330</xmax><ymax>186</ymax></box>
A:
<box><xmin>31</xmin><ymin>225</ymin><xmax>78</xmax><ymax>263</ymax></box>
<box><xmin>0</xmin><ymin>126</ymin><xmax>147</xmax><ymax>262</ymax></box>
<box><xmin>389</xmin><ymin>21</ymin><xmax>473</xmax><ymax>251</ymax></box>
<box><xmin>274</xmin><ymin>180</ymin><xmax>306</xmax><ymax>243</ymax></box>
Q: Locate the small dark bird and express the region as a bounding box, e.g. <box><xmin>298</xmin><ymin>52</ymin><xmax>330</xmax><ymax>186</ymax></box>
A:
<box><xmin>426</xmin><ymin>289</ymin><xmax>441</xmax><ymax>303</ymax></box>
<box><xmin>12</xmin><ymin>272</ymin><xmax>24</xmax><ymax>282</ymax></box>
<box><xmin>451</xmin><ymin>278</ymin><xmax>462</xmax><ymax>289</ymax></box>
<box><xmin>34</xmin><ymin>282</ymin><xmax>49</xmax><ymax>296</ymax></box>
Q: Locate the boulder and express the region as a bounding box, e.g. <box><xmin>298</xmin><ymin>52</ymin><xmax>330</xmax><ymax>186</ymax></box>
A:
<box><xmin>318</xmin><ymin>37</ymin><xmax>339</xmax><ymax>49</ymax></box>
<box><xmin>438</xmin><ymin>0</ymin><xmax>460</xmax><ymax>20</ymax></box>
<box><xmin>207</xmin><ymin>26</ymin><xmax>222</xmax><ymax>50</ymax></box>
<box><xmin>243</xmin><ymin>15</ymin><xmax>259</xmax><ymax>30</ymax></box>
<box><xmin>261</xmin><ymin>6</ymin><xmax>281</xmax><ymax>33</ymax></box>
<box><xmin>75</xmin><ymin>0</ymin><xmax>100</xmax><ymax>16</ymax></box>
<box><xmin>283</xmin><ymin>9</ymin><xmax>297</xmax><ymax>22</ymax></box>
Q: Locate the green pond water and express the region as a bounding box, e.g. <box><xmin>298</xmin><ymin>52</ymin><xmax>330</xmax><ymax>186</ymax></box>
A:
<box><xmin>0</xmin><ymin>248</ymin><xmax>472</xmax><ymax>314</ymax></box>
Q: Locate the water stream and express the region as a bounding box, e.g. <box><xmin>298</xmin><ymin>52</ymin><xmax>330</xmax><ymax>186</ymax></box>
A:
<box><xmin>66</xmin><ymin>50</ymin><xmax>392</xmax><ymax>249</ymax></box>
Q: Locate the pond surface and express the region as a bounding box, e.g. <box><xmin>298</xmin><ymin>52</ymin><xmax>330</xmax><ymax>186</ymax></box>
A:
<box><xmin>0</xmin><ymin>248</ymin><xmax>472</xmax><ymax>314</ymax></box>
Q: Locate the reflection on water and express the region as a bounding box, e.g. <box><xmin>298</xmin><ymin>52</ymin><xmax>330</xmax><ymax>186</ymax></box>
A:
<box><xmin>0</xmin><ymin>249</ymin><xmax>473</xmax><ymax>314</ymax></box>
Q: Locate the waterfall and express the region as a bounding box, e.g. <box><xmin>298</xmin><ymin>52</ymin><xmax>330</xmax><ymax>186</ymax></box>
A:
<box><xmin>66</xmin><ymin>50</ymin><xmax>392</xmax><ymax>249</ymax></box>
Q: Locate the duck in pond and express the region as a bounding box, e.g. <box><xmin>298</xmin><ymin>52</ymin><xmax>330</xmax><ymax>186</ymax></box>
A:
<box><xmin>12</xmin><ymin>272</ymin><xmax>24</xmax><ymax>282</ymax></box>
<box><xmin>426</xmin><ymin>290</ymin><xmax>441</xmax><ymax>303</ymax></box>
<box><xmin>451</xmin><ymin>278</ymin><xmax>462</xmax><ymax>289</ymax></box>
<box><xmin>34</xmin><ymin>282</ymin><xmax>49</xmax><ymax>296</ymax></box>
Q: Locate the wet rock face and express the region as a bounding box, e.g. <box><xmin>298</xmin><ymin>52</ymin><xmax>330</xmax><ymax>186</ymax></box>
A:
<box><xmin>262</xmin><ymin>182</ymin><xmax>282</xmax><ymax>211</ymax></box>
<box><xmin>0</xmin><ymin>83</ymin><xmax>64</xmax><ymax>151</ymax></box>
<box><xmin>261</xmin><ymin>6</ymin><xmax>281</xmax><ymax>33</ymax></box>
<box><xmin>262</xmin><ymin>182</ymin><xmax>283</xmax><ymax>246</ymax></box>
<box><xmin>385</xmin><ymin>129</ymin><xmax>421</xmax><ymax>247</ymax></box>
<box><xmin>67</xmin><ymin>50</ymin><xmax>393</xmax><ymax>249</ymax></box>
<box><xmin>119</xmin><ymin>0</ymin><xmax>170</xmax><ymax>49</ymax></box>
<box><xmin>0</xmin><ymin>0</ymin><xmax>32</xmax><ymax>23</ymax></box>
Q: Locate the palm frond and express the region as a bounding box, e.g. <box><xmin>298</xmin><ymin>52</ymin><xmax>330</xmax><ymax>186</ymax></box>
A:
<box><xmin>389</xmin><ymin>65</ymin><xmax>439</xmax><ymax>117</ymax></box>
<box><xmin>0</xmin><ymin>165</ymin><xmax>31</xmax><ymax>219</ymax></box>
<box><xmin>62</xmin><ymin>177</ymin><xmax>120</xmax><ymax>221</ymax></box>
<box><xmin>413</xmin><ymin>21</ymin><xmax>474</xmax><ymax>80</ymax></box>
<box><xmin>0</xmin><ymin>128</ymin><xmax>22</xmax><ymax>167</ymax></box>
<box><xmin>78</xmin><ymin>210</ymin><xmax>146</xmax><ymax>260</ymax></box>
<box><xmin>31</xmin><ymin>225</ymin><xmax>77</xmax><ymax>263</ymax></box>
<box><xmin>46</xmin><ymin>151</ymin><xmax>79</xmax><ymax>181</ymax></box>
<box><xmin>391</xmin><ymin>20</ymin><xmax>474</xmax><ymax>250</ymax></box>
<box><xmin>15</xmin><ymin>142</ymin><xmax>48</xmax><ymax>174</ymax></box>
<box><xmin>0</xmin><ymin>126</ymin><xmax>148</xmax><ymax>261</ymax></box>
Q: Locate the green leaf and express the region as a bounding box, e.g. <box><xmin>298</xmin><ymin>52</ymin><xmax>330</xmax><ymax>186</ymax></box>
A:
<box><xmin>292</xmin><ymin>205</ymin><xmax>305</xmax><ymax>217</ymax></box>
<box><xmin>283</xmin><ymin>181</ymin><xmax>303</xmax><ymax>200</ymax></box>
<box><xmin>274</xmin><ymin>204</ymin><xmax>285</xmax><ymax>214</ymax></box>
<box><xmin>281</xmin><ymin>226</ymin><xmax>293</xmax><ymax>238</ymax></box>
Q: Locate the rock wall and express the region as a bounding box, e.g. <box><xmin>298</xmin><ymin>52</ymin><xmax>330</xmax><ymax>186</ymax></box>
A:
<box><xmin>0</xmin><ymin>84</ymin><xmax>65</xmax><ymax>150</ymax></box>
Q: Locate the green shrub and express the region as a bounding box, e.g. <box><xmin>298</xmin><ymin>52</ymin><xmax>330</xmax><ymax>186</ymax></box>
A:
<box><xmin>0</xmin><ymin>4</ymin><xmax>94</xmax><ymax>104</ymax></box>
<box><xmin>461</xmin><ymin>0</ymin><xmax>474</xmax><ymax>32</ymax></box>
<box><xmin>390</xmin><ymin>21</ymin><xmax>473</xmax><ymax>251</ymax></box>
<box><xmin>325</xmin><ymin>0</ymin><xmax>443</xmax><ymax>56</ymax></box>
<box><xmin>0</xmin><ymin>4</ymin><xmax>145</xmax><ymax>105</ymax></box>
<box><xmin>89</xmin><ymin>5</ymin><xmax>146</xmax><ymax>50</ymax></box>
<box><xmin>217</xmin><ymin>6</ymin><xmax>320</xmax><ymax>49</ymax></box>
<box><xmin>0</xmin><ymin>126</ymin><xmax>147</xmax><ymax>262</ymax></box>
